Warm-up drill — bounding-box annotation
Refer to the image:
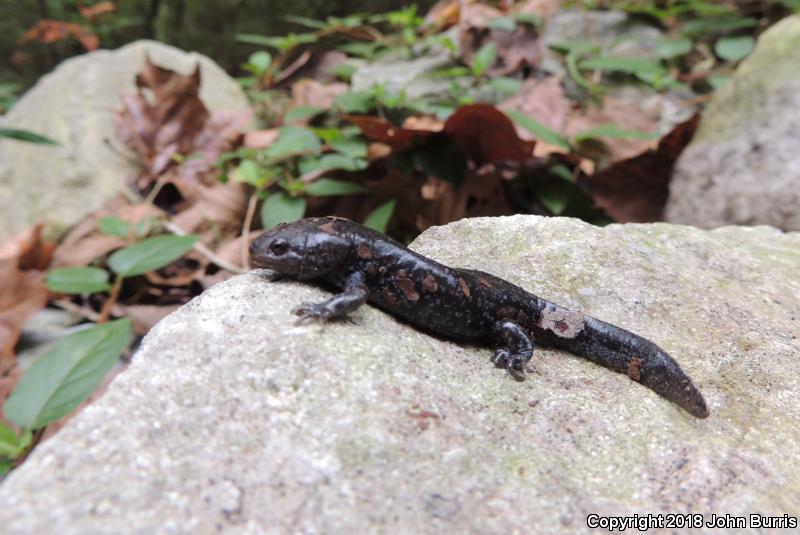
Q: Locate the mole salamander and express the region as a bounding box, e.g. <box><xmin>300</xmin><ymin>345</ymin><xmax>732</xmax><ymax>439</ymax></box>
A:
<box><xmin>250</xmin><ymin>216</ymin><xmax>709</xmax><ymax>419</ymax></box>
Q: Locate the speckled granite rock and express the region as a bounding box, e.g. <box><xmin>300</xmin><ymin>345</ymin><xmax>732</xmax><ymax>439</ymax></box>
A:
<box><xmin>0</xmin><ymin>40</ymin><xmax>250</xmax><ymax>242</ymax></box>
<box><xmin>666</xmin><ymin>16</ymin><xmax>800</xmax><ymax>231</ymax></box>
<box><xmin>0</xmin><ymin>216</ymin><xmax>798</xmax><ymax>534</ymax></box>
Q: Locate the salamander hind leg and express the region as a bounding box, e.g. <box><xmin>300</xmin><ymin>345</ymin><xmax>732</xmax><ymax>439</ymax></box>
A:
<box><xmin>491</xmin><ymin>321</ymin><xmax>534</xmax><ymax>381</ymax></box>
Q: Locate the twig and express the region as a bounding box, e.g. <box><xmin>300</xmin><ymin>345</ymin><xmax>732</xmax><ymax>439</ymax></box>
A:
<box><xmin>240</xmin><ymin>193</ymin><xmax>258</xmax><ymax>270</ymax></box>
<box><xmin>163</xmin><ymin>220</ymin><xmax>246</xmax><ymax>274</ymax></box>
<box><xmin>98</xmin><ymin>275</ymin><xmax>123</xmax><ymax>323</ymax></box>
<box><xmin>52</xmin><ymin>299</ymin><xmax>102</xmax><ymax>323</ymax></box>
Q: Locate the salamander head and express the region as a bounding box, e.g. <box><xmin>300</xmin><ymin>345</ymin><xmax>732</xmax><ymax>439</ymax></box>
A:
<box><xmin>249</xmin><ymin>218</ymin><xmax>352</xmax><ymax>280</ymax></box>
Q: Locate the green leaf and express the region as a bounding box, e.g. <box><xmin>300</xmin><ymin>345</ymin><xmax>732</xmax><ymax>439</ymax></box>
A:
<box><xmin>656</xmin><ymin>37</ymin><xmax>693</xmax><ymax>59</ymax></box>
<box><xmin>4</xmin><ymin>319</ymin><xmax>132</xmax><ymax>429</ymax></box>
<box><xmin>46</xmin><ymin>267</ymin><xmax>111</xmax><ymax>294</ymax></box>
<box><xmin>0</xmin><ymin>458</ymin><xmax>11</xmax><ymax>477</ymax></box>
<box><xmin>715</xmin><ymin>36</ymin><xmax>754</xmax><ymax>62</ymax></box>
<box><xmin>471</xmin><ymin>42</ymin><xmax>497</xmax><ymax>78</ymax></box>
<box><xmin>284</xmin><ymin>106</ymin><xmax>324</xmax><ymax>123</ymax></box>
<box><xmin>707</xmin><ymin>75</ymin><xmax>730</xmax><ymax>90</ymax></box>
<box><xmin>285</xmin><ymin>14</ymin><xmax>326</xmax><ymax>29</ymax></box>
<box><xmin>338</xmin><ymin>41</ymin><xmax>383</xmax><ymax>58</ymax></box>
<box><xmin>265</xmin><ymin>127</ymin><xmax>321</xmax><ymax>160</ymax></box>
<box><xmin>333</xmin><ymin>91</ymin><xmax>375</xmax><ymax>114</ymax></box>
<box><xmin>681</xmin><ymin>17</ymin><xmax>756</xmax><ymax>37</ymax></box>
<box><xmin>260</xmin><ymin>192</ymin><xmax>306</xmax><ymax>229</ymax></box>
<box><xmin>363</xmin><ymin>199</ymin><xmax>396</xmax><ymax>233</ymax></box>
<box><xmin>513</xmin><ymin>13</ymin><xmax>542</xmax><ymax>27</ymax></box>
<box><xmin>578</xmin><ymin>56</ymin><xmax>663</xmax><ymax>74</ymax></box>
<box><xmin>298</xmin><ymin>154</ymin><xmax>367</xmax><ymax>174</ymax></box>
<box><xmin>537</xmin><ymin>179</ymin><xmax>572</xmax><ymax>216</ymax></box>
<box><xmin>0</xmin><ymin>128</ymin><xmax>58</xmax><ymax>145</ymax></box>
<box><xmin>489</xmin><ymin>17</ymin><xmax>516</xmax><ymax>32</ymax></box>
<box><xmin>98</xmin><ymin>216</ymin><xmax>131</xmax><ymax>238</ymax></box>
<box><xmin>330</xmin><ymin>137</ymin><xmax>368</xmax><ymax>158</ymax></box>
<box><xmin>108</xmin><ymin>235</ymin><xmax>198</xmax><ymax>277</ymax></box>
<box><xmin>233</xmin><ymin>159</ymin><xmax>261</xmax><ymax>186</ymax></box>
<box><xmin>573</xmin><ymin>124</ymin><xmax>659</xmax><ymax>142</ymax></box>
<box><xmin>0</xmin><ymin>422</ymin><xmax>23</xmax><ymax>457</ymax></box>
<box><xmin>328</xmin><ymin>63</ymin><xmax>357</xmax><ymax>81</ymax></box>
<box><xmin>304</xmin><ymin>179</ymin><xmax>368</xmax><ymax>197</ymax></box>
<box><xmin>246</xmin><ymin>51</ymin><xmax>272</xmax><ymax>75</ymax></box>
<box><xmin>506</xmin><ymin>111</ymin><xmax>570</xmax><ymax>151</ymax></box>
<box><xmin>488</xmin><ymin>77</ymin><xmax>522</xmax><ymax>96</ymax></box>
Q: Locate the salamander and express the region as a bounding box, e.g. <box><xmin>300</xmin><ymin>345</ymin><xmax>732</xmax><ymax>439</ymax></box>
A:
<box><xmin>249</xmin><ymin>216</ymin><xmax>709</xmax><ymax>418</ymax></box>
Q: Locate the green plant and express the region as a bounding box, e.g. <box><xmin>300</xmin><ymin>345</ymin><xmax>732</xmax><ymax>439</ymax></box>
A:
<box><xmin>0</xmin><ymin>222</ymin><xmax>199</xmax><ymax>473</ymax></box>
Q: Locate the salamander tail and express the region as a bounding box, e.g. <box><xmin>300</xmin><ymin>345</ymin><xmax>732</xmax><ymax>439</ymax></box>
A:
<box><xmin>545</xmin><ymin>314</ymin><xmax>709</xmax><ymax>418</ymax></box>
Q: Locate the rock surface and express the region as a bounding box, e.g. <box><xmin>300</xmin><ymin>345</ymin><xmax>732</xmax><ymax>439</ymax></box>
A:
<box><xmin>666</xmin><ymin>16</ymin><xmax>800</xmax><ymax>231</ymax></box>
<box><xmin>0</xmin><ymin>216</ymin><xmax>798</xmax><ymax>534</ymax></box>
<box><xmin>0</xmin><ymin>40</ymin><xmax>250</xmax><ymax>242</ymax></box>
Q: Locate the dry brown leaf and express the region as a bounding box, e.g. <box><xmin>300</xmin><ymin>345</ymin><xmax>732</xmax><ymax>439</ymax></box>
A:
<box><xmin>290</xmin><ymin>79</ymin><xmax>349</xmax><ymax>110</ymax></box>
<box><xmin>500</xmin><ymin>77</ymin><xmax>570</xmax><ymax>133</ymax></box>
<box><xmin>20</xmin><ymin>19</ymin><xmax>99</xmax><ymax>51</ymax></box>
<box><xmin>0</xmin><ymin>226</ymin><xmax>51</xmax><ymax>360</ymax></box>
<box><xmin>424</xmin><ymin>0</ymin><xmax>461</xmax><ymax>29</ymax></box>
<box><xmin>79</xmin><ymin>1</ymin><xmax>115</xmax><ymax>20</ymax></box>
<box><xmin>52</xmin><ymin>198</ymin><xmax>161</xmax><ymax>268</ymax></box>
<box><xmin>115</xmin><ymin>56</ymin><xmax>249</xmax><ymax>195</ymax></box>
<box><xmin>581</xmin><ymin>113</ymin><xmax>699</xmax><ymax>222</ymax></box>
<box><xmin>565</xmin><ymin>94</ymin><xmax>659</xmax><ymax>164</ymax></box>
<box><xmin>244</xmin><ymin>129</ymin><xmax>279</xmax><ymax>149</ymax></box>
<box><xmin>514</xmin><ymin>0</ymin><xmax>564</xmax><ymax>21</ymax></box>
<box><xmin>170</xmin><ymin>180</ymin><xmax>247</xmax><ymax>234</ymax></box>
<box><xmin>349</xmin><ymin>104</ymin><xmax>535</xmax><ymax>165</ymax></box>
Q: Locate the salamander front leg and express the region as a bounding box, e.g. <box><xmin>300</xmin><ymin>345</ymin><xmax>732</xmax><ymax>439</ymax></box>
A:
<box><xmin>491</xmin><ymin>321</ymin><xmax>534</xmax><ymax>381</ymax></box>
<box><xmin>293</xmin><ymin>271</ymin><xmax>367</xmax><ymax>323</ymax></box>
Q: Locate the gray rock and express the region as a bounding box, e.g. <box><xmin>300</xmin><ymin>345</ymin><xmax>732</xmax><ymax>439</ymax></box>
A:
<box><xmin>666</xmin><ymin>16</ymin><xmax>800</xmax><ymax>231</ymax></box>
<box><xmin>1</xmin><ymin>215</ymin><xmax>799</xmax><ymax>534</ymax></box>
<box><xmin>0</xmin><ymin>40</ymin><xmax>251</xmax><ymax>242</ymax></box>
<box><xmin>539</xmin><ymin>10</ymin><xmax>663</xmax><ymax>81</ymax></box>
<box><xmin>351</xmin><ymin>52</ymin><xmax>459</xmax><ymax>100</ymax></box>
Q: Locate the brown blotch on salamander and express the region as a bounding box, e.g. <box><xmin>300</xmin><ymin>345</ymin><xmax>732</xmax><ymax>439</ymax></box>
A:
<box><xmin>627</xmin><ymin>357</ymin><xmax>643</xmax><ymax>382</ymax></box>
<box><xmin>422</xmin><ymin>274</ymin><xmax>438</xmax><ymax>293</ymax></box>
<box><xmin>395</xmin><ymin>270</ymin><xmax>420</xmax><ymax>302</ymax></box>
<box><xmin>356</xmin><ymin>243</ymin><xmax>373</xmax><ymax>260</ymax></box>
<box><xmin>363</xmin><ymin>263</ymin><xmax>377</xmax><ymax>277</ymax></box>
<box><xmin>318</xmin><ymin>221</ymin><xmax>336</xmax><ymax>234</ymax></box>
<box><xmin>479</xmin><ymin>276</ymin><xmax>493</xmax><ymax>288</ymax></box>
<box><xmin>458</xmin><ymin>277</ymin><xmax>471</xmax><ymax>299</ymax></box>
<box><xmin>382</xmin><ymin>287</ymin><xmax>399</xmax><ymax>306</ymax></box>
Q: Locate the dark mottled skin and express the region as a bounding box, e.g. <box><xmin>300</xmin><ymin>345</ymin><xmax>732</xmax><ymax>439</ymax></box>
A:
<box><xmin>250</xmin><ymin>217</ymin><xmax>709</xmax><ymax>419</ymax></box>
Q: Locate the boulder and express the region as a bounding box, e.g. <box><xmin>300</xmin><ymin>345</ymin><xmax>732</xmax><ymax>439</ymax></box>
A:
<box><xmin>0</xmin><ymin>216</ymin><xmax>798</xmax><ymax>533</ymax></box>
<box><xmin>0</xmin><ymin>40</ymin><xmax>251</xmax><ymax>242</ymax></box>
<box><xmin>666</xmin><ymin>16</ymin><xmax>800</xmax><ymax>231</ymax></box>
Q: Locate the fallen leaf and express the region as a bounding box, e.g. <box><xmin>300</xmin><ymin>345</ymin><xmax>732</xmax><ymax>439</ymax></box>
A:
<box><xmin>20</xmin><ymin>20</ymin><xmax>99</xmax><ymax>51</ymax></box>
<box><xmin>514</xmin><ymin>0</ymin><xmax>564</xmax><ymax>21</ymax></box>
<box><xmin>565</xmin><ymin>91</ymin><xmax>660</xmax><ymax>165</ymax></box>
<box><xmin>290</xmin><ymin>79</ymin><xmax>349</xmax><ymax>110</ymax></box>
<box><xmin>0</xmin><ymin>226</ymin><xmax>51</xmax><ymax>360</ymax></box>
<box><xmin>52</xmin><ymin>198</ymin><xmax>162</xmax><ymax>268</ymax></box>
<box><xmin>500</xmin><ymin>77</ymin><xmax>570</xmax><ymax>134</ymax></box>
<box><xmin>79</xmin><ymin>1</ymin><xmax>115</xmax><ymax>20</ymax></box>
<box><xmin>348</xmin><ymin>104</ymin><xmax>535</xmax><ymax>165</ymax></box>
<box><xmin>244</xmin><ymin>129</ymin><xmax>279</xmax><ymax>149</ymax></box>
<box><xmin>443</xmin><ymin>104</ymin><xmax>536</xmax><ymax>164</ymax></box>
<box><xmin>424</xmin><ymin>0</ymin><xmax>461</xmax><ymax>29</ymax></box>
<box><xmin>581</xmin><ymin>113</ymin><xmax>699</xmax><ymax>222</ymax></box>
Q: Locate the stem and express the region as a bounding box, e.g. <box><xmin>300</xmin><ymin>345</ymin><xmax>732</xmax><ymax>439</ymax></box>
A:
<box><xmin>98</xmin><ymin>275</ymin><xmax>123</xmax><ymax>324</ymax></box>
<box><xmin>240</xmin><ymin>193</ymin><xmax>258</xmax><ymax>270</ymax></box>
<box><xmin>163</xmin><ymin>221</ymin><xmax>246</xmax><ymax>274</ymax></box>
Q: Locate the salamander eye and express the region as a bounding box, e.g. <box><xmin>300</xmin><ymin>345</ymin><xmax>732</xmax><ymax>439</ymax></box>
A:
<box><xmin>270</xmin><ymin>239</ymin><xmax>289</xmax><ymax>256</ymax></box>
